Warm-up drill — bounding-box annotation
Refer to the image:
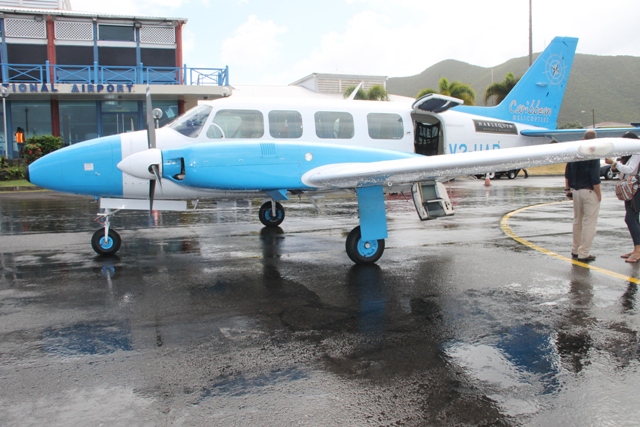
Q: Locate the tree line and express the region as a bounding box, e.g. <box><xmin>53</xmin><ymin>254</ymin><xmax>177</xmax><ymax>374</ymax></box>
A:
<box><xmin>344</xmin><ymin>72</ymin><xmax>521</xmax><ymax>106</ymax></box>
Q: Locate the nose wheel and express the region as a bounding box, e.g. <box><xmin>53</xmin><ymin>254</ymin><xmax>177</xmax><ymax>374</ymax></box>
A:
<box><xmin>91</xmin><ymin>207</ymin><xmax>121</xmax><ymax>256</ymax></box>
<box><xmin>345</xmin><ymin>226</ymin><xmax>385</xmax><ymax>264</ymax></box>
<box><xmin>91</xmin><ymin>228</ymin><xmax>121</xmax><ymax>256</ymax></box>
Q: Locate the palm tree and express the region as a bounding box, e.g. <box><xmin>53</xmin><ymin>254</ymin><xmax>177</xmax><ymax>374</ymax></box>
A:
<box><xmin>343</xmin><ymin>85</ymin><xmax>367</xmax><ymax>100</ymax></box>
<box><xmin>484</xmin><ymin>72</ymin><xmax>520</xmax><ymax>105</ymax></box>
<box><xmin>366</xmin><ymin>84</ymin><xmax>389</xmax><ymax>101</ymax></box>
<box><xmin>343</xmin><ymin>84</ymin><xmax>389</xmax><ymax>101</ymax></box>
<box><xmin>416</xmin><ymin>77</ymin><xmax>476</xmax><ymax>105</ymax></box>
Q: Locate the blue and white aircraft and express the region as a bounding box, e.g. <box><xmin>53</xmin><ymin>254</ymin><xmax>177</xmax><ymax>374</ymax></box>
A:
<box><xmin>26</xmin><ymin>36</ymin><xmax>640</xmax><ymax>264</ymax></box>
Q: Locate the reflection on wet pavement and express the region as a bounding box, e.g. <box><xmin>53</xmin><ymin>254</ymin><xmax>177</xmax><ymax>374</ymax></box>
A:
<box><xmin>1</xmin><ymin>178</ymin><xmax>640</xmax><ymax>425</ymax></box>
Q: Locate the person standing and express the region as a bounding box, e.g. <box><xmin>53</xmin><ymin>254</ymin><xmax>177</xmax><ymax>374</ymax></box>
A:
<box><xmin>605</xmin><ymin>131</ymin><xmax>640</xmax><ymax>262</ymax></box>
<box><xmin>565</xmin><ymin>129</ymin><xmax>601</xmax><ymax>262</ymax></box>
<box><xmin>15</xmin><ymin>127</ymin><xmax>24</xmax><ymax>158</ymax></box>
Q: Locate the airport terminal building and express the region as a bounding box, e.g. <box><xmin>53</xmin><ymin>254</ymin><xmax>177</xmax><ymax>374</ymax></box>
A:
<box><xmin>0</xmin><ymin>0</ymin><xmax>230</xmax><ymax>158</ymax></box>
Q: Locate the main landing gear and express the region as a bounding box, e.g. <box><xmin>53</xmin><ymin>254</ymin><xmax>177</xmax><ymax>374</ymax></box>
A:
<box><xmin>91</xmin><ymin>208</ymin><xmax>121</xmax><ymax>257</ymax></box>
<box><xmin>259</xmin><ymin>201</ymin><xmax>285</xmax><ymax>227</ymax></box>
<box><xmin>258</xmin><ymin>200</ymin><xmax>385</xmax><ymax>264</ymax></box>
<box><xmin>345</xmin><ymin>226</ymin><xmax>385</xmax><ymax>264</ymax></box>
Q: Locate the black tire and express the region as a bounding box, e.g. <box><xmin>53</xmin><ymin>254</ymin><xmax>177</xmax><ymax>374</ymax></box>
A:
<box><xmin>487</xmin><ymin>172</ymin><xmax>496</xmax><ymax>180</ymax></box>
<box><xmin>91</xmin><ymin>228</ymin><xmax>121</xmax><ymax>257</ymax></box>
<box><xmin>507</xmin><ymin>170</ymin><xmax>517</xmax><ymax>179</ymax></box>
<box><xmin>605</xmin><ymin>167</ymin><xmax>614</xmax><ymax>180</ymax></box>
<box><xmin>345</xmin><ymin>226</ymin><xmax>385</xmax><ymax>264</ymax></box>
<box><xmin>259</xmin><ymin>202</ymin><xmax>285</xmax><ymax>227</ymax></box>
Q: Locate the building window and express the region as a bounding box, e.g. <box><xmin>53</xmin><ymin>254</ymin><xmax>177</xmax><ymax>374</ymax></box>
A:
<box><xmin>98</xmin><ymin>25</ymin><xmax>135</xmax><ymax>42</ymax></box>
<box><xmin>367</xmin><ymin>113</ymin><xmax>404</xmax><ymax>139</ymax></box>
<box><xmin>141</xmin><ymin>48</ymin><xmax>176</xmax><ymax>67</ymax></box>
<box><xmin>101</xmin><ymin>100</ymin><xmax>139</xmax><ymax>136</ymax></box>
<box><xmin>59</xmin><ymin>101</ymin><xmax>98</xmax><ymax>145</ymax></box>
<box><xmin>314</xmin><ymin>111</ymin><xmax>354</xmax><ymax>139</ymax></box>
<box><xmin>98</xmin><ymin>47</ymin><xmax>137</xmax><ymax>66</ymax></box>
<box><xmin>269</xmin><ymin>110</ymin><xmax>302</xmax><ymax>138</ymax></box>
<box><xmin>7</xmin><ymin>43</ymin><xmax>47</xmax><ymax>64</ymax></box>
<box><xmin>56</xmin><ymin>46</ymin><xmax>94</xmax><ymax>66</ymax></box>
<box><xmin>212</xmin><ymin>109</ymin><xmax>264</xmax><ymax>138</ymax></box>
<box><xmin>143</xmin><ymin>100</ymin><xmax>178</xmax><ymax>129</ymax></box>
<box><xmin>11</xmin><ymin>101</ymin><xmax>52</xmax><ymax>141</ymax></box>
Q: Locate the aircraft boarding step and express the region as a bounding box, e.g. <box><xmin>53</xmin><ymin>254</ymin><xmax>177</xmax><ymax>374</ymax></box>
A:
<box><xmin>411</xmin><ymin>181</ymin><xmax>454</xmax><ymax>220</ymax></box>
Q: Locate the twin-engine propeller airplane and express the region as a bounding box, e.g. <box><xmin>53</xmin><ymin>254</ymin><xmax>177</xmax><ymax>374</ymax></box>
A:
<box><xmin>26</xmin><ymin>36</ymin><xmax>640</xmax><ymax>264</ymax></box>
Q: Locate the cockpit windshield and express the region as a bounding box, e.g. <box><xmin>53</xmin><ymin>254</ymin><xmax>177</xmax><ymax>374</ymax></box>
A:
<box><xmin>167</xmin><ymin>105</ymin><xmax>213</xmax><ymax>138</ymax></box>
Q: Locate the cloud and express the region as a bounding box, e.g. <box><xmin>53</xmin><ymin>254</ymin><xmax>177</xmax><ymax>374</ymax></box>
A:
<box><xmin>290</xmin><ymin>11</ymin><xmax>435</xmax><ymax>79</ymax></box>
<box><xmin>220</xmin><ymin>15</ymin><xmax>288</xmax><ymax>68</ymax></box>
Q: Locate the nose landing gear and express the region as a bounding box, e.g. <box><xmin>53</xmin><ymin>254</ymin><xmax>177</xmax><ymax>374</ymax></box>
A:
<box><xmin>91</xmin><ymin>208</ymin><xmax>121</xmax><ymax>256</ymax></box>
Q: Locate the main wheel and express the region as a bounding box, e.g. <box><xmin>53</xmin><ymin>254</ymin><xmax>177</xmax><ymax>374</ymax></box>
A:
<box><xmin>91</xmin><ymin>228</ymin><xmax>121</xmax><ymax>257</ymax></box>
<box><xmin>507</xmin><ymin>170</ymin><xmax>517</xmax><ymax>179</ymax></box>
<box><xmin>259</xmin><ymin>202</ymin><xmax>285</xmax><ymax>227</ymax></box>
<box><xmin>345</xmin><ymin>226</ymin><xmax>385</xmax><ymax>265</ymax></box>
<box><xmin>487</xmin><ymin>172</ymin><xmax>496</xmax><ymax>180</ymax></box>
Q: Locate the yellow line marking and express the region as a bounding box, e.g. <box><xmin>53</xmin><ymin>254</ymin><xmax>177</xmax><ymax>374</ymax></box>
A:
<box><xmin>500</xmin><ymin>201</ymin><xmax>640</xmax><ymax>285</ymax></box>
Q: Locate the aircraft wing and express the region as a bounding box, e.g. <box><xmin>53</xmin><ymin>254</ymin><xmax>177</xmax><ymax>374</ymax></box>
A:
<box><xmin>302</xmin><ymin>137</ymin><xmax>639</xmax><ymax>188</ymax></box>
<box><xmin>521</xmin><ymin>127</ymin><xmax>640</xmax><ymax>142</ymax></box>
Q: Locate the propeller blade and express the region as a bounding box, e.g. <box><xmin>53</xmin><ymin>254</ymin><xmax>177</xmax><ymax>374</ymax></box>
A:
<box><xmin>146</xmin><ymin>86</ymin><xmax>156</xmax><ymax>149</ymax></box>
<box><xmin>150</xmin><ymin>163</ymin><xmax>162</xmax><ymax>188</ymax></box>
<box><xmin>149</xmin><ymin>179</ymin><xmax>156</xmax><ymax>212</ymax></box>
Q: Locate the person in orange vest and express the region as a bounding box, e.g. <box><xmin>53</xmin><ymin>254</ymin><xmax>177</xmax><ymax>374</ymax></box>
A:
<box><xmin>15</xmin><ymin>127</ymin><xmax>24</xmax><ymax>158</ymax></box>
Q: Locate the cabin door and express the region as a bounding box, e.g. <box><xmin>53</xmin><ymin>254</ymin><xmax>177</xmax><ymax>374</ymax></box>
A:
<box><xmin>414</xmin><ymin>122</ymin><xmax>440</xmax><ymax>156</ymax></box>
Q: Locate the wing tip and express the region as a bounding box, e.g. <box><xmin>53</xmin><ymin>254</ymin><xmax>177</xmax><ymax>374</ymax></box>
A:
<box><xmin>578</xmin><ymin>141</ymin><xmax>614</xmax><ymax>157</ymax></box>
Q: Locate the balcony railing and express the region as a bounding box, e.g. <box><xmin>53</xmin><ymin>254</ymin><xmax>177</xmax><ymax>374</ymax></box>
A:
<box><xmin>1</xmin><ymin>61</ymin><xmax>229</xmax><ymax>86</ymax></box>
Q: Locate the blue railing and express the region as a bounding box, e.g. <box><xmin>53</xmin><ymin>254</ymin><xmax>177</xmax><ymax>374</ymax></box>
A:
<box><xmin>0</xmin><ymin>61</ymin><xmax>229</xmax><ymax>86</ymax></box>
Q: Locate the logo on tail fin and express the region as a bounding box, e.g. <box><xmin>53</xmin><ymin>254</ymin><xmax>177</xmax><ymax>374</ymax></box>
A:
<box><xmin>545</xmin><ymin>54</ymin><xmax>567</xmax><ymax>85</ymax></box>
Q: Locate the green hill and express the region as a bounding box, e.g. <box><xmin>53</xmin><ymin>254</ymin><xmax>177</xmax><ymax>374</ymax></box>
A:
<box><xmin>387</xmin><ymin>53</ymin><xmax>640</xmax><ymax>127</ymax></box>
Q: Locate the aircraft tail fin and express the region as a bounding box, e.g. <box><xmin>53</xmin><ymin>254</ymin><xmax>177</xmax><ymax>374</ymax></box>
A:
<box><xmin>453</xmin><ymin>36</ymin><xmax>578</xmax><ymax>129</ymax></box>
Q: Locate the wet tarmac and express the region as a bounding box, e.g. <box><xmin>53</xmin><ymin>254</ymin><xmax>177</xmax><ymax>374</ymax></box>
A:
<box><xmin>1</xmin><ymin>176</ymin><xmax>640</xmax><ymax>426</ymax></box>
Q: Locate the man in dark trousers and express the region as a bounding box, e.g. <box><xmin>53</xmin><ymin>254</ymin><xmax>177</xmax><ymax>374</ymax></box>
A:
<box><xmin>564</xmin><ymin>129</ymin><xmax>601</xmax><ymax>262</ymax></box>
<box><xmin>15</xmin><ymin>127</ymin><xmax>24</xmax><ymax>158</ymax></box>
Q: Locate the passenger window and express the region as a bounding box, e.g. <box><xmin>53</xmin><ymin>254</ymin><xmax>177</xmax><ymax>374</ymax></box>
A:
<box><xmin>269</xmin><ymin>110</ymin><xmax>302</xmax><ymax>138</ymax></box>
<box><xmin>314</xmin><ymin>111</ymin><xmax>354</xmax><ymax>139</ymax></box>
<box><xmin>367</xmin><ymin>113</ymin><xmax>404</xmax><ymax>139</ymax></box>
<box><xmin>212</xmin><ymin>109</ymin><xmax>264</xmax><ymax>138</ymax></box>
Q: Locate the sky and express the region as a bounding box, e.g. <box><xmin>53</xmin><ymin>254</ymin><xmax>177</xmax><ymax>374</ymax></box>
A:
<box><xmin>70</xmin><ymin>0</ymin><xmax>640</xmax><ymax>86</ymax></box>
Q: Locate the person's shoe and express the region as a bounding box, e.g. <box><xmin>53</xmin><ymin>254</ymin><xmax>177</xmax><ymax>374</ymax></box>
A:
<box><xmin>577</xmin><ymin>255</ymin><xmax>596</xmax><ymax>262</ymax></box>
<box><xmin>571</xmin><ymin>253</ymin><xmax>578</xmax><ymax>259</ymax></box>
